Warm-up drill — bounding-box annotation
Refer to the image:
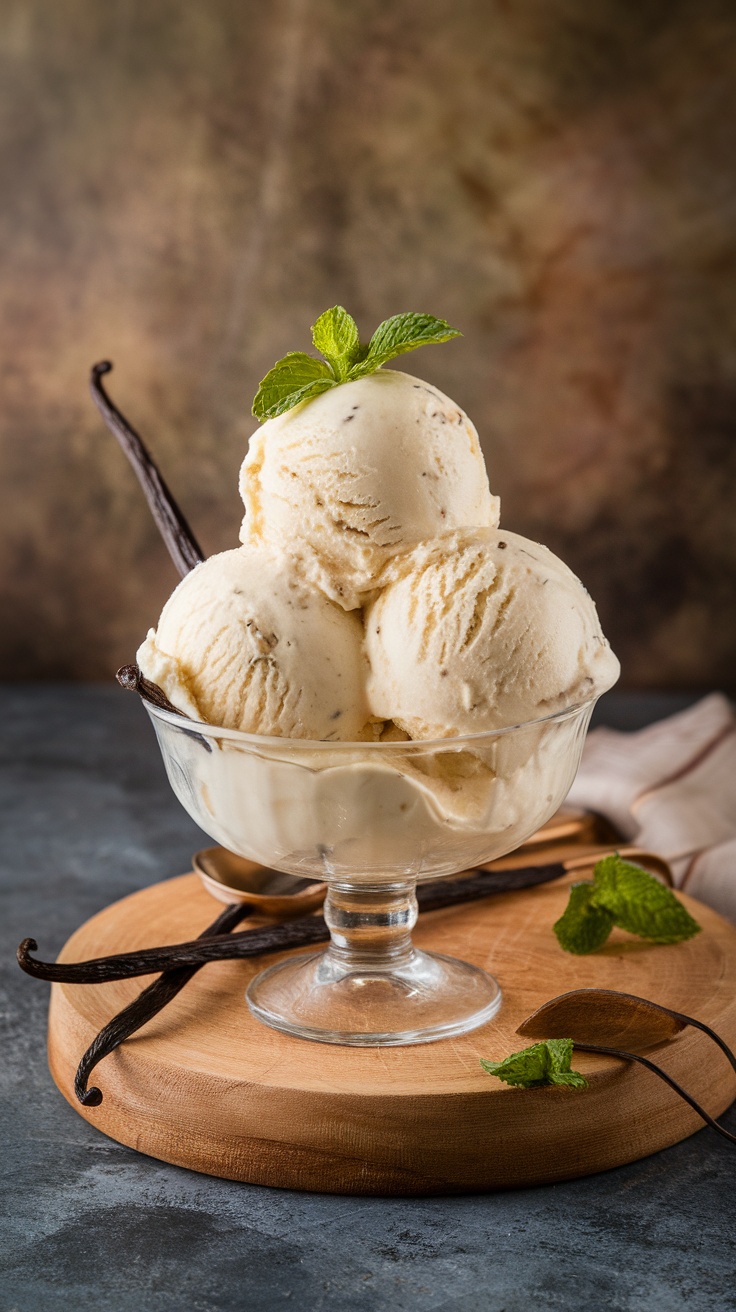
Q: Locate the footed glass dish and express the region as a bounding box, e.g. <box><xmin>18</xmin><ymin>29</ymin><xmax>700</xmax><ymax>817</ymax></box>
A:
<box><xmin>145</xmin><ymin>698</ymin><xmax>597</xmax><ymax>1046</ymax></box>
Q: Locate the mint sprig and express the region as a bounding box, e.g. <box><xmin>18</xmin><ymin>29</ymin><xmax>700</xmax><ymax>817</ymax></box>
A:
<box><xmin>310</xmin><ymin>306</ymin><xmax>363</xmax><ymax>380</ymax></box>
<box><xmin>480</xmin><ymin>1038</ymin><xmax>588</xmax><ymax>1090</ymax></box>
<box><xmin>252</xmin><ymin>308</ymin><xmax>461</xmax><ymax>420</ymax></box>
<box><xmin>347</xmin><ymin>312</ymin><xmax>462</xmax><ymax>378</ymax></box>
<box><xmin>251</xmin><ymin>351</ymin><xmax>335</xmax><ymax>421</ymax></box>
<box><xmin>554</xmin><ymin>882</ymin><xmax>615</xmax><ymax>955</ymax></box>
<box><xmin>554</xmin><ymin>854</ymin><xmax>701</xmax><ymax>955</ymax></box>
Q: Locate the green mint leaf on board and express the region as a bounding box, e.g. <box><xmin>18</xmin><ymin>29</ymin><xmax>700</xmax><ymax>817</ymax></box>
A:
<box><xmin>592</xmin><ymin>854</ymin><xmax>702</xmax><ymax>945</ymax></box>
<box><xmin>480</xmin><ymin>1038</ymin><xmax>588</xmax><ymax>1090</ymax></box>
<box><xmin>311</xmin><ymin>306</ymin><xmax>361</xmax><ymax>381</ymax></box>
<box><xmin>252</xmin><ymin>352</ymin><xmax>336</xmax><ymax>421</ymax></box>
<box><xmin>553</xmin><ymin>882</ymin><xmax>615</xmax><ymax>955</ymax></box>
<box><xmin>349</xmin><ymin>312</ymin><xmax>462</xmax><ymax>377</ymax></box>
<box><xmin>553</xmin><ymin>854</ymin><xmax>702</xmax><ymax>954</ymax></box>
<box><xmin>251</xmin><ymin>308</ymin><xmax>462</xmax><ymax>419</ymax></box>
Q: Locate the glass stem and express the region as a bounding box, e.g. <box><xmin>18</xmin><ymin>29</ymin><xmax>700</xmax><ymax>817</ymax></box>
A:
<box><xmin>323</xmin><ymin>881</ymin><xmax>418</xmax><ymax>973</ymax></box>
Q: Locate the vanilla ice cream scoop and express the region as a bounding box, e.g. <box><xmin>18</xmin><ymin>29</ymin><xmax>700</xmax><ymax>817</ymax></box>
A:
<box><xmin>239</xmin><ymin>370</ymin><xmax>500</xmax><ymax>610</ymax></box>
<box><xmin>137</xmin><ymin>547</ymin><xmax>373</xmax><ymax>740</ymax></box>
<box><xmin>365</xmin><ymin>529</ymin><xmax>620</xmax><ymax>738</ymax></box>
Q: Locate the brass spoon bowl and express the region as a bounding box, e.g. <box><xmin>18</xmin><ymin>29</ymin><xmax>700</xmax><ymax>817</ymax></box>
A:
<box><xmin>193</xmin><ymin>847</ymin><xmax>326</xmax><ymax>917</ymax></box>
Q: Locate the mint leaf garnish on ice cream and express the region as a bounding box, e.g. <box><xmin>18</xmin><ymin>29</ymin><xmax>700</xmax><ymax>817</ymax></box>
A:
<box><xmin>251</xmin><ymin>351</ymin><xmax>336</xmax><ymax>422</ymax></box>
<box><xmin>252</xmin><ymin>307</ymin><xmax>461</xmax><ymax>419</ymax></box>
<box><xmin>310</xmin><ymin>306</ymin><xmax>363</xmax><ymax>379</ymax></box>
<box><xmin>348</xmin><ymin>311</ymin><xmax>462</xmax><ymax>377</ymax></box>
<box><xmin>480</xmin><ymin>1038</ymin><xmax>588</xmax><ymax>1090</ymax></box>
<box><xmin>554</xmin><ymin>855</ymin><xmax>701</xmax><ymax>955</ymax></box>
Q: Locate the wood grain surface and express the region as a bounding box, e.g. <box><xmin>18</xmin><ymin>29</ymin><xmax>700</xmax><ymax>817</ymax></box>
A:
<box><xmin>48</xmin><ymin>870</ymin><xmax>736</xmax><ymax>1194</ymax></box>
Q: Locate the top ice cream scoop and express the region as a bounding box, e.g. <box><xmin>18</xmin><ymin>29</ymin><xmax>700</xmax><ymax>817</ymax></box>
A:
<box><xmin>239</xmin><ymin>370</ymin><xmax>499</xmax><ymax>610</ymax></box>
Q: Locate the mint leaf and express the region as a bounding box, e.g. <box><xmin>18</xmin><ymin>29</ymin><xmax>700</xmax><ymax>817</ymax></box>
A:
<box><xmin>252</xmin><ymin>352</ymin><xmax>336</xmax><ymax>420</ymax></box>
<box><xmin>545</xmin><ymin>1038</ymin><xmax>590</xmax><ymax>1089</ymax></box>
<box><xmin>348</xmin><ymin>312</ymin><xmax>462</xmax><ymax>377</ymax></box>
<box><xmin>311</xmin><ymin>306</ymin><xmax>361</xmax><ymax>380</ymax></box>
<box><xmin>366</xmin><ymin>312</ymin><xmax>462</xmax><ymax>362</ymax></box>
<box><xmin>481</xmin><ymin>1038</ymin><xmax>587</xmax><ymax>1090</ymax></box>
<box><xmin>553</xmin><ymin>882</ymin><xmax>615</xmax><ymax>955</ymax></box>
<box><xmin>593</xmin><ymin>854</ymin><xmax>701</xmax><ymax>945</ymax></box>
<box><xmin>251</xmin><ymin>309</ymin><xmax>462</xmax><ymax>420</ymax></box>
<box><xmin>553</xmin><ymin>855</ymin><xmax>702</xmax><ymax>955</ymax></box>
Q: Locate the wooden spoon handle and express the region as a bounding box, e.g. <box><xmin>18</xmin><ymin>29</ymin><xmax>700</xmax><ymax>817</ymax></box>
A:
<box><xmin>576</xmin><ymin>1043</ymin><xmax>736</xmax><ymax>1146</ymax></box>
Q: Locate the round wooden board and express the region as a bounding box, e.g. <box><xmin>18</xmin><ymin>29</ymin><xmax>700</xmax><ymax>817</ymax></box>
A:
<box><xmin>48</xmin><ymin>873</ymin><xmax>736</xmax><ymax>1195</ymax></box>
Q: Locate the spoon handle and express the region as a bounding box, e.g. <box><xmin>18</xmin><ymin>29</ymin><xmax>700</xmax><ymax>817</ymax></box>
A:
<box><xmin>576</xmin><ymin>1043</ymin><xmax>736</xmax><ymax>1146</ymax></box>
<box><xmin>665</xmin><ymin>1009</ymin><xmax>736</xmax><ymax>1078</ymax></box>
<box><xmin>590</xmin><ymin>989</ymin><xmax>736</xmax><ymax>1078</ymax></box>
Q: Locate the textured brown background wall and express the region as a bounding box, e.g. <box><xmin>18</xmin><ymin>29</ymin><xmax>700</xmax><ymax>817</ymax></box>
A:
<box><xmin>1</xmin><ymin>0</ymin><xmax>735</xmax><ymax>687</ymax></box>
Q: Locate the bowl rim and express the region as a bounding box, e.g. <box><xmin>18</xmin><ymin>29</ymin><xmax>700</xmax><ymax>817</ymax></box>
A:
<box><xmin>143</xmin><ymin>693</ymin><xmax>599</xmax><ymax>753</ymax></box>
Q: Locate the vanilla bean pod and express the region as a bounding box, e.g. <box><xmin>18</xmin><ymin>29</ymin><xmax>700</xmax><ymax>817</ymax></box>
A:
<box><xmin>116</xmin><ymin>663</ymin><xmax>182</xmax><ymax>715</ymax></box>
<box><xmin>115</xmin><ymin>663</ymin><xmax>212</xmax><ymax>751</ymax></box>
<box><xmin>90</xmin><ymin>361</ymin><xmax>204</xmax><ymax>578</ymax></box>
<box><xmin>18</xmin><ymin>917</ymin><xmax>329</xmax><ymax>983</ymax></box>
<box><xmin>416</xmin><ymin>861</ymin><xmax>565</xmax><ymax>909</ymax></box>
<box><xmin>18</xmin><ymin>861</ymin><xmax>565</xmax><ymax>985</ymax></box>
<box><xmin>75</xmin><ymin>899</ymin><xmax>252</xmax><ymax>1108</ymax></box>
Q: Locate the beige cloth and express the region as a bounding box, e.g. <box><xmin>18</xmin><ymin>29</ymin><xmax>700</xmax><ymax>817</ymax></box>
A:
<box><xmin>567</xmin><ymin>694</ymin><xmax>736</xmax><ymax>921</ymax></box>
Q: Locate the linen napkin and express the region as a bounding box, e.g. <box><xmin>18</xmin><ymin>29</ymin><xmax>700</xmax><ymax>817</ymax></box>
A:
<box><xmin>566</xmin><ymin>694</ymin><xmax>736</xmax><ymax>921</ymax></box>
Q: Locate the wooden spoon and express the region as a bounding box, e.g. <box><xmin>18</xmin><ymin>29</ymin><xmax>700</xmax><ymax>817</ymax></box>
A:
<box><xmin>518</xmin><ymin>988</ymin><xmax>736</xmax><ymax>1145</ymax></box>
<box><xmin>518</xmin><ymin>988</ymin><xmax>734</xmax><ymax>1054</ymax></box>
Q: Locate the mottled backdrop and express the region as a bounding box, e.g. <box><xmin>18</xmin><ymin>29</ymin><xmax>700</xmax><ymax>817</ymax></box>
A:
<box><xmin>1</xmin><ymin>0</ymin><xmax>735</xmax><ymax>687</ymax></box>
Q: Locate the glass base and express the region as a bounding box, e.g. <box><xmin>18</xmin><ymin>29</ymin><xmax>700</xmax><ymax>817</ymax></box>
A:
<box><xmin>246</xmin><ymin>948</ymin><xmax>502</xmax><ymax>1046</ymax></box>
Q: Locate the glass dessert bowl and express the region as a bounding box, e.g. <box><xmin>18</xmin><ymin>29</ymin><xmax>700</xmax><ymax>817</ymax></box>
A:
<box><xmin>145</xmin><ymin>697</ymin><xmax>597</xmax><ymax>1046</ymax></box>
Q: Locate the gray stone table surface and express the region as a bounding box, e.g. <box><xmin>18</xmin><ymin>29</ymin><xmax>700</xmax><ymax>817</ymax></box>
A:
<box><xmin>1</xmin><ymin>686</ymin><xmax>734</xmax><ymax>1312</ymax></box>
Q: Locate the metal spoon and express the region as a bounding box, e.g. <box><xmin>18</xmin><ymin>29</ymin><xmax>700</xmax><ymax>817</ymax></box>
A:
<box><xmin>192</xmin><ymin>847</ymin><xmax>327</xmax><ymax>916</ymax></box>
<box><xmin>194</xmin><ymin>844</ymin><xmax>672</xmax><ymax>916</ymax></box>
<box><xmin>518</xmin><ymin>988</ymin><xmax>736</xmax><ymax>1145</ymax></box>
